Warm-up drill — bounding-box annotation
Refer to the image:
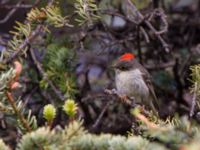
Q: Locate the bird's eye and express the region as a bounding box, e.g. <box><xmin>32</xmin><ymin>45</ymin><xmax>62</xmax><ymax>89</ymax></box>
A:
<box><xmin>120</xmin><ymin>66</ymin><xmax>126</xmax><ymax>70</ymax></box>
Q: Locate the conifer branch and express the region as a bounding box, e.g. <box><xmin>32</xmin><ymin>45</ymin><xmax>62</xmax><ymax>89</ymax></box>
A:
<box><xmin>5</xmin><ymin>25</ymin><xmax>44</xmax><ymax>64</ymax></box>
<box><xmin>5</xmin><ymin>91</ymin><xmax>32</xmax><ymax>132</ymax></box>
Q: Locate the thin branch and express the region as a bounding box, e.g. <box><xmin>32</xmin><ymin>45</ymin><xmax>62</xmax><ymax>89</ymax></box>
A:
<box><xmin>5</xmin><ymin>91</ymin><xmax>32</xmax><ymax>132</ymax></box>
<box><xmin>104</xmin><ymin>89</ymin><xmax>135</xmax><ymax>107</ymax></box>
<box><xmin>104</xmin><ymin>89</ymin><xmax>152</xmax><ymax>116</ymax></box>
<box><xmin>126</xmin><ymin>0</ymin><xmax>170</xmax><ymax>52</ymax></box>
<box><xmin>30</xmin><ymin>48</ymin><xmax>65</xmax><ymax>101</ymax></box>
<box><xmin>101</xmin><ymin>6</ymin><xmax>170</xmax><ymax>52</ymax></box>
<box><xmin>100</xmin><ymin>37</ymin><xmax>135</xmax><ymax>53</ymax></box>
<box><xmin>4</xmin><ymin>0</ymin><xmax>54</xmax><ymax>64</ymax></box>
<box><xmin>4</xmin><ymin>25</ymin><xmax>43</xmax><ymax>64</ymax></box>
<box><xmin>143</xmin><ymin>17</ymin><xmax>169</xmax><ymax>52</ymax></box>
<box><xmin>147</xmin><ymin>8</ymin><xmax>168</xmax><ymax>35</ymax></box>
<box><xmin>0</xmin><ymin>0</ymin><xmax>41</xmax><ymax>9</ymax></box>
<box><xmin>145</xmin><ymin>60</ymin><xmax>175</xmax><ymax>70</ymax></box>
<box><xmin>137</xmin><ymin>26</ymin><xmax>143</xmax><ymax>64</ymax></box>
<box><xmin>190</xmin><ymin>82</ymin><xmax>197</xmax><ymax>117</ymax></box>
<box><xmin>0</xmin><ymin>1</ymin><xmax>22</xmax><ymax>24</ymax></box>
<box><xmin>140</xmin><ymin>26</ymin><xmax>150</xmax><ymax>43</ymax></box>
<box><xmin>23</xmin><ymin>87</ymin><xmax>38</xmax><ymax>106</ymax></box>
<box><xmin>92</xmin><ymin>101</ymin><xmax>111</xmax><ymax>129</ymax></box>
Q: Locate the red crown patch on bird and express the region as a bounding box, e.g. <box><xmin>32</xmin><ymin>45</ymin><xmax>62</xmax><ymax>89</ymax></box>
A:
<box><xmin>119</xmin><ymin>53</ymin><xmax>135</xmax><ymax>61</ymax></box>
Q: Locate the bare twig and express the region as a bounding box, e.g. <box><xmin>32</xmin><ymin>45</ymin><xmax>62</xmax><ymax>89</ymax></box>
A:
<box><xmin>145</xmin><ymin>60</ymin><xmax>175</xmax><ymax>70</ymax></box>
<box><xmin>140</xmin><ymin>26</ymin><xmax>150</xmax><ymax>43</ymax></box>
<box><xmin>137</xmin><ymin>26</ymin><xmax>143</xmax><ymax>64</ymax></box>
<box><xmin>147</xmin><ymin>8</ymin><xmax>168</xmax><ymax>35</ymax></box>
<box><xmin>92</xmin><ymin>101</ymin><xmax>111</xmax><ymax>129</ymax></box>
<box><xmin>0</xmin><ymin>1</ymin><xmax>22</xmax><ymax>24</ymax></box>
<box><xmin>0</xmin><ymin>0</ymin><xmax>41</xmax><ymax>9</ymax></box>
<box><xmin>144</xmin><ymin>18</ymin><xmax>169</xmax><ymax>52</ymax></box>
<box><xmin>126</xmin><ymin>0</ymin><xmax>170</xmax><ymax>52</ymax></box>
<box><xmin>100</xmin><ymin>37</ymin><xmax>135</xmax><ymax>53</ymax></box>
<box><xmin>101</xmin><ymin>2</ymin><xmax>170</xmax><ymax>52</ymax></box>
<box><xmin>4</xmin><ymin>0</ymin><xmax>54</xmax><ymax>64</ymax></box>
<box><xmin>23</xmin><ymin>87</ymin><xmax>38</xmax><ymax>106</ymax></box>
<box><xmin>4</xmin><ymin>25</ymin><xmax>43</xmax><ymax>64</ymax></box>
<box><xmin>104</xmin><ymin>89</ymin><xmax>135</xmax><ymax>107</ymax></box>
<box><xmin>190</xmin><ymin>82</ymin><xmax>197</xmax><ymax>117</ymax></box>
<box><xmin>30</xmin><ymin>48</ymin><xmax>65</xmax><ymax>101</ymax></box>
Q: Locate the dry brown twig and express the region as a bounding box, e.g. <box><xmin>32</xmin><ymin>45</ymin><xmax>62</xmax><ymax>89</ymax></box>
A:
<box><xmin>104</xmin><ymin>89</ymin><xmax>135</xmax><ymax>107</ymax></box>
<box><xmin>30</xmin><ymin>48</ymin><xmax>65</xmax><ymax>101</ymax></box>
<box><xmin>0</xmin><ymin>0</ymin><xmax>40</xmax><ymax>9</ymax></box>
<box><xmin>92</xmin><ymin>101</ymin><xmax>111</xmax><ymax>129</ymax></box>
<box><xmin>4</xmin><ymin>25</ymin><xmax>44</xmax><ymax>64</ymax></box>
<box><xmin>147</xmin><ymin>8</ymin><xmax>168</xmax><ymax>35</ymax></box>
<box><xmin>125</xmin><ymin>0</ymin><xmax>170</xmax><ymax>52</ymax></box>
<box><xmin>0</xmin><ymin>0</ymin><xmax>22</xmax><ymax>24</ymax></box>
<box><xmin>0</xmin><ymin>0</ymin><xmax>41</xmax><ymax>24</ymax></box>
<box><xmin>4</xmin><ymin>0</ymin><xmax>55</xmax><ymax>64</ymax></box>
<box><xmin>190</xmin><ymin>82</ymin><xmax>197</xmax><ymax>117</ymax></box>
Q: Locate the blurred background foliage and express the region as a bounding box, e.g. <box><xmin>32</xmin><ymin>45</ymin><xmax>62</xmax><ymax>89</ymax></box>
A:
<box><xmin>0</xmin><ymin>0</ymin><xmax>200</xmax><ymax>149</ymax></box>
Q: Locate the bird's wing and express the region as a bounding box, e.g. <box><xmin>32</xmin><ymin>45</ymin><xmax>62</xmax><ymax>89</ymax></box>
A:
<box><xmin>132</xmin><ymin>60</ymin><xmax>159</xmax><ymax>115</ymax></box>
<box><xmin>142</xmin><ymin>71</ymin><xmax>159</xmax><ymax>110</ymax></box>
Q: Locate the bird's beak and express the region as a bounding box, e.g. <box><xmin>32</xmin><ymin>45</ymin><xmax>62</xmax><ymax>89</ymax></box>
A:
<box><xmin>109</xmin><ymin>63</ymin><xmax>116</xmax><ymax>69</ymax></box>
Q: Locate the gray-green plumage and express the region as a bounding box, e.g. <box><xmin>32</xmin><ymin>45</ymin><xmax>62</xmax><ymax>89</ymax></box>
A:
<box><xmin>114</xmin><ymin>59</ymin><xmax>159</xmax><ymax>115</ymax></box>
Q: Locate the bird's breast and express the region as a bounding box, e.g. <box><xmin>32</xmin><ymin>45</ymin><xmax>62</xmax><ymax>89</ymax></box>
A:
<box><xmin>115</xmin><ymin>69</ymin><xmax>149</xmax><ymax>99</ymax></box>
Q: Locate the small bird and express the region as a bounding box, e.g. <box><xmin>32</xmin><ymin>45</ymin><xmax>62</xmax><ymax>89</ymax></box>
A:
<box><xmin>113</xmin><ymin>53</ymin><xmax>159</xmax><ymax>115</ymax></box>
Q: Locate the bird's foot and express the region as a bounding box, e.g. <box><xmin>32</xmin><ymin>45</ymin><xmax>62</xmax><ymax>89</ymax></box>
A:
<box><xmin>119</xmin><ymin>95</ymin><xmax>132</xmax><ymax>105</ymax></box>
<box><xmin>105</xmin><ymin>89</ymin><xmax>134</xmax><ymax>106</ymax></box>
<box><xmin>135</xmin><ymin>105</ymin><xmax>152</xmax><ymax>116</ymax></box>
<box><xmin>104</xmin><ymin>89</ymin><xmax>117</xmax><ymax>95</ymax></box>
